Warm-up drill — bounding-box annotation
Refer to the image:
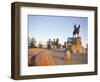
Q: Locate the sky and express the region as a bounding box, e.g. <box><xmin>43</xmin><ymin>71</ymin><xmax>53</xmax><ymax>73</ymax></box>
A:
<box><xmin>28</xmin><ymin>15</ymin><xmax>88</xmax><ymax>47</ymax></box>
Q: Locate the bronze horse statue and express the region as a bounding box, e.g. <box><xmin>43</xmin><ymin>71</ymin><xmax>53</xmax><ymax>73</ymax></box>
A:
<box><xmin>73</xmin><ymin>25</ymin><xmax>80</xmax><ymax>37</ymax></box>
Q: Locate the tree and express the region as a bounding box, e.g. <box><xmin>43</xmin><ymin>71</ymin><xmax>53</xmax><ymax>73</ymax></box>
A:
<box><xmin>47</xmin><ymin>39</ymin><xmax>51</xmax><ymax>49</ymax></box>
<box><xmin>28</xmin><ymin>37</ymin><xmax>31</xmax><ymax>48</ymax></box>
<box><xmin>39</xmin><ymin>41</ymin><xmax>43</xmax><ymax>48</ymax></box>
<box><xmin>31</xmin><ymin>37</ymin><xmax>36</xmax><ymax>48</ymax></box>
<box><xmin>64</xmin><ymin>41</ymin><xmax>67</xmax><ymax>48</ymax></box>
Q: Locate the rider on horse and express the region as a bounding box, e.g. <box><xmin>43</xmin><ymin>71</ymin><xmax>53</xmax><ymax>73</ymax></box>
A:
<box><xmin>73</xmin><ymin>24</ymin><xmax>80</xmax><ymax>37</ymax></box>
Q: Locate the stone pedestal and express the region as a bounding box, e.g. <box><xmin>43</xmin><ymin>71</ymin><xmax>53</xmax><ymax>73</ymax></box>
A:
<box><xmin>67</xmin><ymin>37</ymin><xmax>86</xmax><ymax>53</ymax></box>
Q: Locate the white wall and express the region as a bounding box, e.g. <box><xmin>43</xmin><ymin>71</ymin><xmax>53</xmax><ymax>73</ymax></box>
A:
<box><xmin>0</xmin><ymin>0</ymin><xmax>100</xmax><ymax>82</ymax></box>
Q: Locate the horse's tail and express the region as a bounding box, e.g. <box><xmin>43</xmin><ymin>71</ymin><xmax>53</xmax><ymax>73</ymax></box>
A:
<box><xmin>73</xmin><ymin>30</ymin><xmax>76</xmax><ymax>34</ymax></box>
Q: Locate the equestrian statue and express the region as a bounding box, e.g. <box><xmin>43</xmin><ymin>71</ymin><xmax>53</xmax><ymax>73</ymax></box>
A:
<box><xmin>73</xmin><ymin>24</ymin><xmax>80</xmax><ymax>37</ymax></box>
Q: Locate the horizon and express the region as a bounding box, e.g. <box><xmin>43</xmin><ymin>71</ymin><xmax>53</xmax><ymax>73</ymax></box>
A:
<box><xmin>28</xmin><ymin>15</ymin><xmax>88</xmax><ymax>48</ymax></box>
